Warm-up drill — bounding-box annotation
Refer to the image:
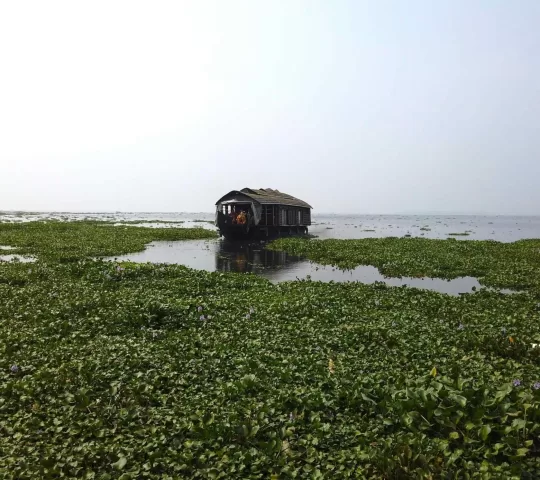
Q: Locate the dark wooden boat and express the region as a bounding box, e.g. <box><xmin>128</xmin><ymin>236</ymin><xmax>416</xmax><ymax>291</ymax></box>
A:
<box><xmin>215</xmin><ymin>188</ymin><xmax>312</xmax><ymax>240</ymax></box>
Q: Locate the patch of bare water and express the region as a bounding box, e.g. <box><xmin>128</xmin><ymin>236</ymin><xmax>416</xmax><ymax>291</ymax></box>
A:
<box><xmin>112</xmin><ymin>221</ymin><xmax>216</xmax><ymax>231</ymax></box>
<box><xmin>2</xmin><ymin>212</ymin><xmax>540</xmax><ymax>242</ymax></box>
<box><xmin>105</xmin><ymin>239</ymin><xmax>514</xmax><ymax>296</ymax></box>
<box><xmin>0</xmin><ymin>254</ymin><xmax>36</xmax><ymax>263</ymax></box>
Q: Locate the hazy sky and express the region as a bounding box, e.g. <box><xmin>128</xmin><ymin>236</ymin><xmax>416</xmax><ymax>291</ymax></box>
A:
<box><xmin>1</xmin><ymin>1</ymin><xmax>539</xmax><ymax>214</ymax></box>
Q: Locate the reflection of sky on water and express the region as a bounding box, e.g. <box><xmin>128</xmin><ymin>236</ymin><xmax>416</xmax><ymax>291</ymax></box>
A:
<box><xmin>2</xmin><ymin>212</ymin><xmax>540</xmax><ymax>242</ymax></box>
<box><xmin>310</xmin><ymin>214</ymin><xmax>540</xmax><ymax>242</ymax></box>
<box><xmin>0</xmin><ymin>254</ymin><xmax>36</xmax><ymax>263</ymax></box>
<box><xmin>1</xmin><ymin>212</ymin><xmax>536</xmax><ymax>294</ymax></box>
<box><xmin>107</xmin><ymin>239</ymin><xmax>502</xmax><ymax>296</ymax></box>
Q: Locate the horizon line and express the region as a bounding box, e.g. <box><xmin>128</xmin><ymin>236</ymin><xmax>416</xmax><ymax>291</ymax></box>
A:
<box><xmin>1</xmin><ymin>210</ymin><xmax>538</xmax><ymax>217</ymax></box>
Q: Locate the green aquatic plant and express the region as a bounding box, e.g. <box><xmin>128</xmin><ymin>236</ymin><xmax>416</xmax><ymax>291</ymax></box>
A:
<box><xmin>114</xmin><ymin>220</ymin><xmax>186</xmax><ymax>225</ymax></box>
<box><xmin>1</xmin><ymin>222</ymin><xmax>540</xmax><ymax>477</ymax></box>
<box><xmin>0</xmin><ymin>221</ymin><xmax>216</xmax><ymax>262</ymax></box>
<box><xmin>268</xmin><ymin>236</ymin><xmax>540</xmax><ymax>293</ymax></box>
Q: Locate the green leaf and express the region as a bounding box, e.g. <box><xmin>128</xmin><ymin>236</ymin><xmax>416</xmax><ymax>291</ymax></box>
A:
<box><xmin>512</xmin><ymin>418</ymin><xmax>527</xmax><ymax>429</ymax></box>
<box><xmin>112</xmin><ymin>456</ymin><xmax>127</xmax><ymax>470</ymax></box>
<box><xmin>451</xmin><ymin>394</ymin><xmax>467</xmax><ymax>408</ymax></box>
<box><xmin>447</xmin><ymin>449</ymin><xmax>463</xmax><ymax>465</ymax></box>
<box><xmin>516</xmin><ymin>447</ymin><xmax>529</xmax><ymax>457</ymax></box>
<box><xmin>479</xmin><ymin>424</ymin><xmax>491</xmax><ymax>441</ymax></box>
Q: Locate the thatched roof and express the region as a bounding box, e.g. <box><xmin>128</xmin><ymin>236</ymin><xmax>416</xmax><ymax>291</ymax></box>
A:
<box><xmin>216</xmin><ymin>188</ymin><xmax>312</xmax><ymax>209</ymax></box>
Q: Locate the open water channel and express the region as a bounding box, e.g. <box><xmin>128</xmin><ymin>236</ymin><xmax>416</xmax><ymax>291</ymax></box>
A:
<box><xmin>3</xmin><ymin>212</ymin><xmax>539</xmax><ymax>295</ymax></box>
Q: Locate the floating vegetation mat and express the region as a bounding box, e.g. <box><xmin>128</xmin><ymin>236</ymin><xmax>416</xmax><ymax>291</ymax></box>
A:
<box><xmin>269</xmin><ymin>237</ymin><xmax>540</xmax><ymax>293</ymax></box>
<box><xmin>1</xmin><ymin>222</ymin><xmax>540</xmax><ymax>477</ymax></box>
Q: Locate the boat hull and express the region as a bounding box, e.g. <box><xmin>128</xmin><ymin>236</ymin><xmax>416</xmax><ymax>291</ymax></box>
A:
<box><xmin>217</xmin><ymin>225</ymin><xmax>308</xmax><ymax>241</ymax></box>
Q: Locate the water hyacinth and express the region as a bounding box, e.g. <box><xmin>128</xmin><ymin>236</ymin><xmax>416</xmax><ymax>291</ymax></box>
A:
<box><xmin>245</xmin><ymin>313</ymin><xmax>251</xmax><ymax>320</ymax></box>
<box><xmin>513</xmin><ymin>379</ymin><xmax>521</xmax><ymax>387</ymax></box>
<box><xmin>2</xmin><ymin>220</ymin><xmax>540</xmax><ymax>478</ymax></box>
<box><xmin>10</xmin><ymin>365</ymin><xmax>19</xmax><ymax>373</ymax></box>
<box><xmin>200</xmin><ymin>315</ymin><xmax>205</xmax><ymax>321</ymax></box>
<box><xmin>458</xmin><ymin>323</ymin><xmax>464</xmax><ymax>330</ymax></box>
<box><xmin>197</xmin><ymin>306</ymin><xmax>203</xmax><ymax>312</ymax></box>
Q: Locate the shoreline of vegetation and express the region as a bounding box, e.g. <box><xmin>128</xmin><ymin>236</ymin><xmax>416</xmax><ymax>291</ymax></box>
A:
<box><xmin>268</xmin><ymin>237</ymin><xmax>540</xmax><ymax>295</ymax></box>
<box><xmin>1</xmin><ymin>222</ymin><xmax>540</xmax><ymax>477</ymax></box>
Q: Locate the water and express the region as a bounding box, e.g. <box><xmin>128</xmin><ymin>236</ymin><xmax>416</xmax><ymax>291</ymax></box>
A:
<box><xmin>309</xmin><ymin>214</ymin><xmax>540</xmax><ymax>242</ymax></box>
<box><xmin>0</xmin><ymin>211</ymin><xmax>216</xmax><ymax>225</ymax></box>
<box><xmin>2</xmin><ymin>211</ymin><xmax>540</xmax><ymax>242</ymax></box>
<box><xmin>107</xmin><ymin>239</ymin><xmax>508</xmax><ymax>296</ymax></box>
<box><xmin>2</xmin><ymin>212</ymin><xmax>536</xmax><ymax>294</ymax></box>
<box><xmin>0</xmin><ymin>254</ymin><xmax>36</xmax><ymax>263</ymax></box>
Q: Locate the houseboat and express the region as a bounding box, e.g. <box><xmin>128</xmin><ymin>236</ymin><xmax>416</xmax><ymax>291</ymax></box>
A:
<box><xmin>215</xmin><ymin>188</ymin><xmax>312</xmax><ymax>240</ymax></box>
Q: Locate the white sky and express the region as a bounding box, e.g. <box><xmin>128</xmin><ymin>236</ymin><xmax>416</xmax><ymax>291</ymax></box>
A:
<box><xmin>1</xmin><ymin>1</ymin><xmax>539</xmax><ymax>214</ymax></box>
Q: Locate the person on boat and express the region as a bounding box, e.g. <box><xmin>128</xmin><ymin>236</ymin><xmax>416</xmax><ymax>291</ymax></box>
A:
<box><xmin>237</xmin><ymin>211</ymin><xmax>246</xmax><ymax>225</ymax></box>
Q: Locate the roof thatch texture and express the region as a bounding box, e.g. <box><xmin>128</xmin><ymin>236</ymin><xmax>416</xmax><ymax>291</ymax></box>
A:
<box><xmin>240</xmin><ymin>188</ymin><xmax>312</xmax><ymax>209</ymax></box>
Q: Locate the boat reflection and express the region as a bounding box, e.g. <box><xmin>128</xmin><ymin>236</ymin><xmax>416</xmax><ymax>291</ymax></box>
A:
<box><xmin>215</xmin><ymin>240</ymin><xmax>301</xmax><ymax>278</ymax></box>
<box><xmin>105</xmin><ymin>239</ymin><xmax>304</xmax><ymax>280</ymax></box>
<box><xmin>107</xmin><ymin>239</ymin><xmax>501</xmax><ymax>295</ymax></box>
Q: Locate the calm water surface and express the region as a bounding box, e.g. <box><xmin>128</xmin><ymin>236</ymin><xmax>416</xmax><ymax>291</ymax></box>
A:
<box><xmin>107</xmin><ymin>239</ymin><xmax>510</xmax><ymax>296</ymax></box>
<box><xmin>2</xmin><ymin>211</ymin><xmax>540</xmax><ymax>242</ymax></box>
<box><xmin>2</xmin><ymin>212</ymin><xmax>537</xmax><ymax>294</ymax></box>
<box><xmin>309</xmin><ymin>214</ymin><xmax>540</xmax><ymax>242</ymax></box>
<box><xmin>0</xmin><ymin>254</ymin><xmax>36</xmax><ymax>263</ymax></box>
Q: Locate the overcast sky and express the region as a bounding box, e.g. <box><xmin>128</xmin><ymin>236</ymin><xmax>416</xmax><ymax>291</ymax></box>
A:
<box><xmin>1</xmin><ymin>1</ymin><xmax>539</xmax><ymax>214</ymax></box>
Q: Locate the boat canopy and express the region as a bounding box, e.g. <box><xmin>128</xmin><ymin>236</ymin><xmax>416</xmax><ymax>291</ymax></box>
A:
<box><xmin>216</xmin><ymin>188</ymin><xmax>312</xmax><ymax>228</ymax></box>
<box><xmin>216</xmin><ymin>193</ymin><xmax>262</xmax><ymax>225</ymax></box>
